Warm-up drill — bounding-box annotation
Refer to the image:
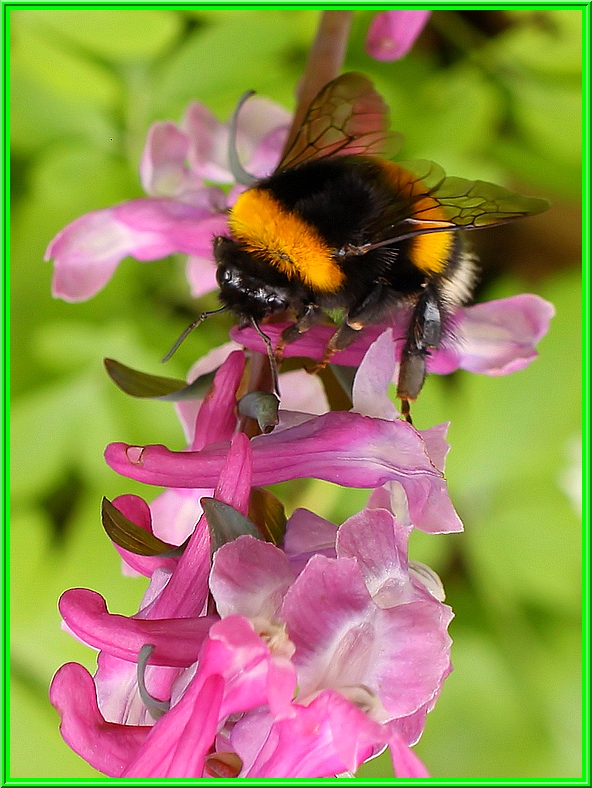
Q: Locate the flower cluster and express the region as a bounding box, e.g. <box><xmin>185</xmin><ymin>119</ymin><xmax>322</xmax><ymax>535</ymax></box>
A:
<box><xmin>46</xmin><ymin>11</ymin><xmax>554</xmax><ymax>778</ymax></box>
<box><xmin>51</xmin><ymin>335</ymin><xmax>458</xmax><ymax>777</ymax></box>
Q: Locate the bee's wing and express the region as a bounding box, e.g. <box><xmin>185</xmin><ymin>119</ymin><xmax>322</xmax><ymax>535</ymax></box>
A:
<box><xmin>364</xmin><ymin>160</ymin><xmax>549</xmax><ymax>250</ymax></box>
<box><xmin>367</xmin><ymin>160</ymin><xmax>549</xmax><ymax>245</ymax></box>
<box><xmin>276</xmin><ymin>72</ymin><xmax>403</xmax><ymax>173</ymax></box>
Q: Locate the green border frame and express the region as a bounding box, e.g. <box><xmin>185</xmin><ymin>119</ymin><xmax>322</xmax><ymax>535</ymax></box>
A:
<box><xmin>1</xmin><ymin>1</ymin><xmax>589</xmax><ymax>786</ymax></box>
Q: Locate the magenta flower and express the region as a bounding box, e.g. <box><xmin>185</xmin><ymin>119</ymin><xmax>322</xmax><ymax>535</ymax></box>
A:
<box><xmin>51</xmin><ymin>438</ymin><xmax>447</xmax><ymax>777</ymax></box>
<box><xmin>49</xmin><ymin>329</ymin><xmax>459</xmax><ymax>777</ymax></box>
<box><xmin>230</xmin><ymin>293</ymin><xmax>555</xmax><ymax>384</ymax></box>
<box><xmin>45</xmin><ymin>46</ymin><xmax>554</xmax><ymax>776</ymax></box>
<box><xmin>103</xmin><ymin>341</ymin><xmax>463</xmax><ymax>535</ymax></box>
<box><xmin>366</xmin><ymin>10</ymin><xmax>431</xmax><ymax>61</ymax></box>
<box><xmin>45</xmin><ymin>98</ymin><xmax>290</xmax><ymax>302</ymax></box>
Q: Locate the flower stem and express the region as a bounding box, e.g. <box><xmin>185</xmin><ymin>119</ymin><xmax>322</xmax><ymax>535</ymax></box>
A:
<box><xmin>283</xmin><ymin>10</ymin><xmax>353</xmax><ymax>155</ymax></box>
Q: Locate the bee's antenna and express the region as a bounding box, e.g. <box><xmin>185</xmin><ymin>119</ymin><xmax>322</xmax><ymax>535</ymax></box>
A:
<box><xmin>161</xmin><ymin>305</ymin><xmax>229</xmax><ymax>363</ymax></box>
<box><xmin>249</xmin><ymin>317</ymin><xmax>281</xmax><ymax>397</ymax></box>
<box><xmin>229</xmin><ymin>91</ymin><xmax>258</xmax><ymax>187</ymax></box>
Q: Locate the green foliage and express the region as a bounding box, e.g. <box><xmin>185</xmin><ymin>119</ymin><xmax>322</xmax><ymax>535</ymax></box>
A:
<box><xmin>9</xmin><ymin>7</ymin><xmax>582</xmax><ymax>780</ymax></box>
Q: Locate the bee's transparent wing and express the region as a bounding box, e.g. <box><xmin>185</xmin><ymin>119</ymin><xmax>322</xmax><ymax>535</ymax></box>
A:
<box><xmin>364</xmin><ymin>160</ymin><xmax>549</xmax><ymax>246</ymax></box>
<box><xmin>276</xmin><ymin>72</ymin><xmax>403</xmax><ymax>172</ymax></box>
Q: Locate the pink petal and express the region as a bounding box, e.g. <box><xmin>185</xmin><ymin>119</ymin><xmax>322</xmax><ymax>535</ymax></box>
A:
<box><xmin>175</xmin><ymin>341</ymin><xmax>242</xmax><ymax>444</ymax></box>
<box><xmin>246</xmin><ymin>124</ymin><xmax>290</xmax><ymax>179</ymax></box>
<box><xmin>211</xmin><ymin>536</ymin><xmax>295</xmax><ymax>620</ymax></box>
<box><xmin>123</xmin><ymin>673</ymin><xmax>224</xmax><ymax>777</ymax></box>
<box><xmin>283</xmin><ymin>508</ymin><xmax>338</xmax><ymax>575</ymax></box>
<box><xmin>352</xmin><ymin>329</ymin><xmax>399</xmax><ymax>419</ymax></box>
<box><xmin>235</xmin><ymin>691</ymin><xmax>382</xmax><ymax>777</ymax></box>
<box><xmin>148</xmin><ymin>487</ymin><xmax>207</xmax><ymax>546</ymax></box>
<box><xmin>93</xmin><ymin>651</ymin><xmax>181</xmax><ymax>726</ymax></box>
<box><xmin>182</xmin><ymin>101</ymin><xmax>234</xmax><ymax>183</ymax></box>
<box><xmin>46</xmin><ymin>198</ymin><xmax>225</xmax><ymax>302</ymax></box>
<box><xmin>185</xmin><ymin>254</ymin><xmax>219</xmax><ymax>297</ymax></box>
<box><xmin>281</xmin><ymin>555</ymin><xmax>375</xmax><ymax>698</ymax></box>
<box><xmin>146</xmin><ymin>433</ymin><xmax>253</xmax><ymax>620</ymax></box>
<box><xmin>58</xmin><ymin>588</ymin><xmax>215</xmax><ymax>666</ymax></box>
<box><xmin>106</xmin><ymin>412</ymin><xmax>438</xmax><ymax>486</ymax></box>
<box><xmin>208</xmin><ymin>616</ymin><xmax>295</xmax><ymax>719</ymax></box>
<box><xmin>277</xmin><ymin>369</ymin><xmax>329</xmax><ymax>416</ymax></box>
<box><xmin>139</xmin><ymin>121</ymin><xmax>204</xmax><ymax>201</ymax></box>
<box><xmin>231</xmin><ymin>321</ymin><xmax>386</xmax><ymax>367</ymax></box>
<box><xmin>49</xmin><ymin>662</ymin><xmax>149</xmax><ymax>776</ymax></box>
<box><xmin>143</xmin><ymin>514</ymin><xmax>211</xmax><ymax>619</ymax></box>
<box><xmin>435</xmin><ymin>294</ymin><xmax>556</xmax><ymax>376</ymax></box>
<box><xmin>233</xmin><ymin>294</ymin><xmax>554</xmax><ymax>380</ymax></box>
<box><xmin>110</xmin><ymin>197</ymin><xmax>226</xmax><ymax>257</ymax></box>
<box><xmin>388</xmin><ymin>728</ymin><xmax>430</xmax><ymax>777</ymax></box>
<box><xmin>192</xmin><ymin>350</ymin><xmax>245</xmax><ymax>450</ymax></box>
<box><xmin>366</xmin><ymin>10</ymin><xmax>431</xmax><ymax>61</ymax></box>
<box><xmin>283</xmin><ymin>555</ymin><xmax>453</xmax><ymax>719</ymax></box>
<box><xmin>336</xmin><ymin>507</ymin><xmax>415</xmax><ymax>607</ymax></box>
<box><xmin>104</xmin><ymin>412</ymin><xmax>461</xmax><ymax>533</ymax></box>
<box><xmin>233</xmin><ymin>96</ymin><xmax>291</xmax><ymax>155</ymax></box>
<box><xmin>122</xmin><ymin>616</ymin><xmax>295</xmax><ymax>777</ymax></box>
<box><xmin>182</xmin><ymin>98</ymin><xmax>289</xmax><ymax>183</ymax></box>
<box><xmin>214</xmin><ymin>432</ymin><xmax>252</xmax><ymax>516</ymax></box>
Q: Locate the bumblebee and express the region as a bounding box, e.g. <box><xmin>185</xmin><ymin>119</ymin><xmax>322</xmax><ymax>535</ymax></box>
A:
<box><xmin>209</xmin><ymin>72</ymin><xmax>548</xmax><ymax>420</ymax></box>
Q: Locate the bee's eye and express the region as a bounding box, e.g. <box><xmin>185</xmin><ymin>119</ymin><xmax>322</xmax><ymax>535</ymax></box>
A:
<box><xmin>218</xmin><ymin>267</ymin><xmax>232</xmax><ymax>284</ymax></box>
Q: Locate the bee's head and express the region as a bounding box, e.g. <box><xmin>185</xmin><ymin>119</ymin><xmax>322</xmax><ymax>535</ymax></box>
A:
<box><xmin>213</xmin><ymin>236</ymin><xmax>291</xmax><ymax>321</ymax></box>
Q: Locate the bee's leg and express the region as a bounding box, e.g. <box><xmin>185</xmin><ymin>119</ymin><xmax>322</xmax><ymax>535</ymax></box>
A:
<box><xmin>397</xmin><ymin>286</ymin><xmax>443</xmax><ymax>423</ymax></box>
<box><xmin>276</xmin><ymin>303</ymin><xmax>321</xmax><ymax>360</ymax></box>
<box><xmin>306</xmin><ymin>322</ymin><xmax>362</xmax><ymax>374</ymax></box>
<box><xmin>308</xmin><ymin>280</ymin><xmax>389</xmax><ymax>373</ymax></box>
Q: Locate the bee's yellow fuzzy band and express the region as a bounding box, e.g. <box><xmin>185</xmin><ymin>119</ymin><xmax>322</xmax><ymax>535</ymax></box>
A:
<box><xmin>378</xmin><ymin>161</ymin><xmax>454</xmax><ymax>275</ymax></box>
<box><xmin>228</xmin><ymin>188</ymin><xmax>345</xmax><ymax>293</ymax></box>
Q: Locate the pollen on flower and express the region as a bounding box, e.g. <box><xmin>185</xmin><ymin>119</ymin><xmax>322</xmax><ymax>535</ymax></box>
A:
<box><xmin>126</xmin><ymin>446</ymin><xmax>145</xmax><ymax>464</ymax></box>
<box><xmin>253</xmin><ymin>617</ymin><xmax>295</xmax><ymax>661</ymax></box>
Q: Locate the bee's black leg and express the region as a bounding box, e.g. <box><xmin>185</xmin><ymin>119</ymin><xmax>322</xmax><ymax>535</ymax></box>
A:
<box><xmin>280</xmin><ymin>303</ymin><xmax>320</xmax><ymax>344</ymax></box>
<box><xmin>308</xmin><ymin>280</ymin><xmax>389</xmax><ymax>373</ymax></box>
<box><xmin>397</xmin><ymin>285</ymin><xmax>443</xmax><ymax>422</ymax></box>
<box><xmin>276</xmin><ymin>303</ymin><xmax>320</xmax><ymax>360</ymax></box>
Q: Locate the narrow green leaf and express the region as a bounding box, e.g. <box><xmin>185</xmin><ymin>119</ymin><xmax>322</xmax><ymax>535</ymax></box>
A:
<box><xmin>104</xmin><ymin>358</ymin><xmax>216</xmax><ymax>401</ymax></box>
<box><xmin>201</xmin><ymin>498</ymin><xmax>262</xmax><ymax>554</ymax></box>
<box><xmin>101</xmin><ymin>497</ymin><xmax>180</xmax><ymax>556</ymax></box>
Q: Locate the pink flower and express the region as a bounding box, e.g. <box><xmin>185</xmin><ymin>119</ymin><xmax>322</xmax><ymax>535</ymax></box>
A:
<box><xmin>45</xmin><ymin>99</ymin><xmax>290</xmax><ymax>302</ymax></box>
<box><xmin>231</xmin><ymin>293</ymin><xmax>555</xmax><ymax>384</ymax></box>
<box><xmin>51</xmin><ymin>453</ymin><xmax>446</xmax><ymax>777</ymax></box>
<box><xmin>103</xmin><ymin>342</ymin><xmax>463</xmax><ymax>535</ymax></box>
<box><xmin>366</xmin><ymin>10</ymin><xmax>431</xmax><ymax>61</ymax></box>
<box><xmin>50</xmin><ymin>335</ymin><xmax>454</xmax><ymax>777</ymax></box>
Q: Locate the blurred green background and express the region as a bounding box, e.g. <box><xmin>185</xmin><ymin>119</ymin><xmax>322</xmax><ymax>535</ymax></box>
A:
<box><xmin>9</xmin><ymin>7</ymin><xmax>582</xmax><ymax>780</ymax></box>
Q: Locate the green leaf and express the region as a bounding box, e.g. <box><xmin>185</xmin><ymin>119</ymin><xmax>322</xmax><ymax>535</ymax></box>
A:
<box><xmin>101</xmin><ymin>498</ymin><xmax>183</xmax><ymax>556</ymax></box>
<box><xmin>104</xmin><ymin>358</ymin><xmax>216</xmax><ymax>400</ymax></box>
<box><xmin>201</xmin><ymin>498</ymin><xmax>262</xmax><ymax>555</ymax></box>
